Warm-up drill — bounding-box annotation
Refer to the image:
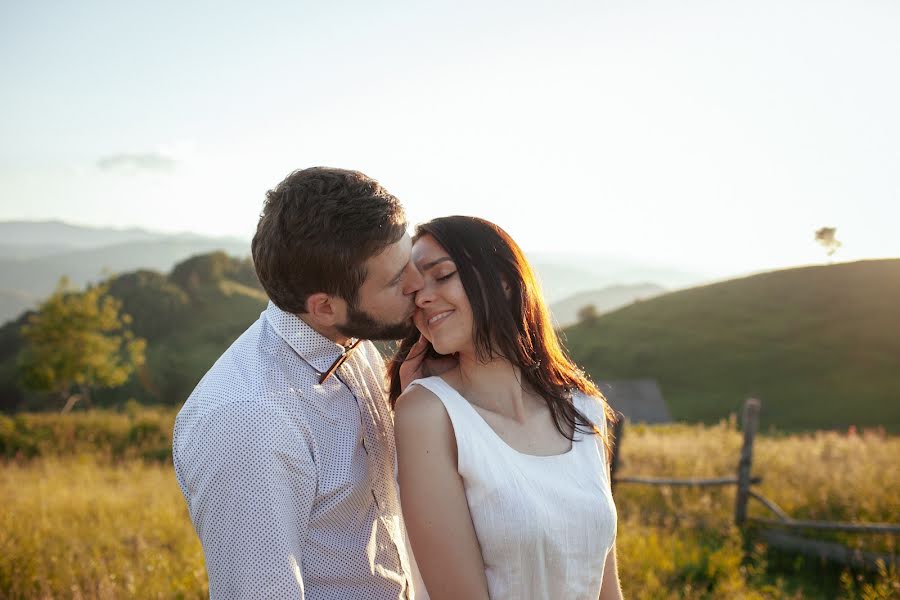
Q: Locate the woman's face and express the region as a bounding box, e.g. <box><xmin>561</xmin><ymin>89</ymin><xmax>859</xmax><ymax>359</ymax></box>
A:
<box><xmin>411</xmin><ymin>234</ymin><xmax>475</xmax><ymax>356</ymax></box>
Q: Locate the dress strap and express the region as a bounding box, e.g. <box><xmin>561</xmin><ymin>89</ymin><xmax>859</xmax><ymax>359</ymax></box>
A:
<box><xmin>408</xmin><ymin>376</ymin><xmax>474</xmax><ymax>425</ymax></box>
<box><xmin>408</xmin><ymin>376</ymin><xmax>489</xmax><ymax>472</ymax></box>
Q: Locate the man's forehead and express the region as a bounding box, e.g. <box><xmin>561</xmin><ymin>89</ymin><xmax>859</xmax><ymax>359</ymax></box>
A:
<box><xmin>366</xmin><ymin>233</ymin><xmax>411</xmax><ymax>279</ymax></box>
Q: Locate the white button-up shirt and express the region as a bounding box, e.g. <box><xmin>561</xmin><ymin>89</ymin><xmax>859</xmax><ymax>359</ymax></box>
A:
<box><xmin>173</xmin><ymin>302</ymin><xmax>413</xmax><ymax>599</ymax></box>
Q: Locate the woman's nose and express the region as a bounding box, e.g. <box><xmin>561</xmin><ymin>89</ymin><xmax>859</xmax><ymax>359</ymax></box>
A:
<box><xmin>415</xmin><ymin>284</ymin><xmax>434</xmax><ymax>307</ymax></box>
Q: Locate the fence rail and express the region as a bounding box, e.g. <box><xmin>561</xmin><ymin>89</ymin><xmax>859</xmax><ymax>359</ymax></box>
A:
<box><xmin>757</xmin><ymin>529</ymin><xmax>896</xmax><ymax>572</ymax></box>
<box><xmin>748</xmin><ymin>517</ymin><xmax>900</xmax><ymax>534</ymax></box>
<box><xmin>614</xmin><ymin>475</ymin><xmax>762</xmax><ymax>487</ymax></box>
<box><xmin>608</xmin><ymin>398</ymin><xmax>899</xmax><ymax>571</ymax></box>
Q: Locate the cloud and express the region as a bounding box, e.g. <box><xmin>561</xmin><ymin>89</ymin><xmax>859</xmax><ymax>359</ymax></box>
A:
<box><xmin>96</xmin><ymin>152</ymin><xmax>178</xmax><ymax>173</ymax></box>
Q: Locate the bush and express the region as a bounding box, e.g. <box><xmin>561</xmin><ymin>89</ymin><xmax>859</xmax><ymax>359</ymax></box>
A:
<box><xmin>0</xmin><ymin>407</ymin><xmax>176</xmax><ymax>463</ymax></box>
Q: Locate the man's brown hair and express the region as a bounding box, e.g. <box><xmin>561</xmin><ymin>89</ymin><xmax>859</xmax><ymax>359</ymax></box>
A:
<box><xmin>252</xmin><ymin>167</ymin><xmax>407</xmax><ymax>314</ymax></box>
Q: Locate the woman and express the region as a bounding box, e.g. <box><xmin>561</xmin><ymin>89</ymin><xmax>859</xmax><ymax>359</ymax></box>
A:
<box><xmin>388</xmin><ymin>216</ymin><xmax>622</xmax><ymax>600</ymax></box>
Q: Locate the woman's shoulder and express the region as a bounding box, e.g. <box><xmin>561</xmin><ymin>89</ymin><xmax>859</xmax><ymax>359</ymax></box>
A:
<box><xmin>572</xmin><ymin>390</ymin><xmax>610</xmax><ymax>433</ymax></box>
<box><xmin>394</xmin><ymin>380</ymin><xmax>459</xmax><ymax>462</ymax></box>
<box><xmin>394</xmin><ymin>380</ymin><xmax>454</xmax><ymax>436</ymax></box>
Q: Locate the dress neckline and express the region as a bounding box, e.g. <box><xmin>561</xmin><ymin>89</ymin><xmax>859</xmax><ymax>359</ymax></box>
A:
<box><xmin>424</xmin><ymin>376</ymin><xmax>578</xmax><ymax>461</ymax></box>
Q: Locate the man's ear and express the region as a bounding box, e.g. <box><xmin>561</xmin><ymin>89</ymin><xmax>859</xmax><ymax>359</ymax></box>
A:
<box><xmin>305</xmin><ymin>292</ymin><xmax>347</xmax><ymax>327</ymax></box>
<box><xmin>501</xmin><ymin>278</ymin><xmax>512</xmax><ymax>300</ymax></box>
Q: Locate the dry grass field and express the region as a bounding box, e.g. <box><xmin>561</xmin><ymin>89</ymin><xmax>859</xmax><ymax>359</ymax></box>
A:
<box><xmin>0</xmin><ymin>458</ymin><xmax>206</xmax><ymax>599</ymax></box>
<box><xmin>612</xmin><ymin>421</ymin><xmax>899</xmax><ymax>599</ymax></box>
<box><xmin>1</xmin><ymin>411</ymin><xmax>897</xmax><ymax>599</ymax></box>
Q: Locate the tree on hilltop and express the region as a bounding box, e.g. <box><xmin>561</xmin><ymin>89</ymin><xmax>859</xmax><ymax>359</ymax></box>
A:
<box><xmin>169</xmin><ymin>251</ymin><xmax>259</xmax><ymax>293</ymax></box>
<box><xmin>577</xmin><ymin>304</ymin><xmax>600</xmax><ymax>323</ymax></box>
<box><xmin>105</xmin><ymin>270</ymin><xmax>189</xmax><ymax>339</ymax></box>
<box><xmin>17</xmin><ymin>277</ymin><xmax>147</xmax><ymax>413</ymax></box>
<box><xmin>814</xmin><ymin>227</ymin><xmax>842</xmax><ymax>259</ymax></box>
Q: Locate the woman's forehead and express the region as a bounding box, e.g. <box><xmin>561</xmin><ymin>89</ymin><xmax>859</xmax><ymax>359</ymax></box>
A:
<box><xmin>412</xmin><ymin>235</ymin><xmax>450</xmax><ymax>266</ymax></box>
<box><xmin>413</xmin><ymin>233</ymin><xmax>448</xmax><ymax>250</ymax></box>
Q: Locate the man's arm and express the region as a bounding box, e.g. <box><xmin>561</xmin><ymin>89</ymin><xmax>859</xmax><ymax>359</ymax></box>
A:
<box><xmin>179</xmin><ymin>401</ymin><xmax>317</xmax><ymax>599</ymax></box>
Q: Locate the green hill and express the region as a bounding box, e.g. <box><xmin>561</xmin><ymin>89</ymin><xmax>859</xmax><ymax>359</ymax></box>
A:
<box><xmin>0</xmin><ymin>252</ymin><xmax>267</xmax><ymax>412</ymax></box>
<box><xmin>562</xmin><ymin>259</ymin><xmax>900</xmax><ymax>432</ymax></box>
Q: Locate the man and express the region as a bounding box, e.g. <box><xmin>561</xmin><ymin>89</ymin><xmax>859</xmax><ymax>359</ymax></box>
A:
<box><xmin>173</xmin><ymin>167</ymin><xmax>425</xmax><ymax>599</ymax></box>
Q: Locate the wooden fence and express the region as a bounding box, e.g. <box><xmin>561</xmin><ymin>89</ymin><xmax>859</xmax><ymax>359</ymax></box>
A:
<box><xmin>608</xmin><ymin>399</ymin><xmax>899</xmax><ymax>571</ymax></box>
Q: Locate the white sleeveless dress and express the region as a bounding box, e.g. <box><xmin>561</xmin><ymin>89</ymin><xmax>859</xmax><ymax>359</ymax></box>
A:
<box><xmin>409</xmin><ymin>376</ymin><xmax>617</xmax><ymax>600</ymax></box>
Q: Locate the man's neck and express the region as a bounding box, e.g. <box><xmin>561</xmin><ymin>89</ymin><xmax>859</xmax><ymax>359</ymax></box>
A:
<box><xmin>297</xmin><ymin>313</ymin><xmax>352</xmax><ymax>347</ymax></box>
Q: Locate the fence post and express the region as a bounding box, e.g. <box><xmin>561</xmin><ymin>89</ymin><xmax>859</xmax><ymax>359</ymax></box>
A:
<box><xmin>735</xmin><ymin>398</ymin><xmax>761</xmax><ymax>527</ymax></box>
<box><xmin>609</xmin><ymin>412</ymin><xmax>625</xmax><ymax>493</ymax></box>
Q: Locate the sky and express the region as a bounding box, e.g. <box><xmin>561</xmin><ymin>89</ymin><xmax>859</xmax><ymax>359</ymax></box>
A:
<box><xmin>1</xmin><ymin>0</ymin><xmax>898</xmax><ymax>279</ymax></box>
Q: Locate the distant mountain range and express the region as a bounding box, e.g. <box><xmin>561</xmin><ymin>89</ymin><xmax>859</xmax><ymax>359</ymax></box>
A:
<box><xmin>0</xmin><ymin>220</ymin><xmax>177</xmax><ymax>250</ymax></box>
<box><xmin>0</xmin><ymin>221</ymin><xmax>250</xmax><ymax>324</ymax></box>
<box><xmin>0</xmin><ymin>290</ymin><xmax>34</xmax><ymax>328</ymax></box>
<box><xmin>549</xmin><ymin>283</ymin><xmax>666</xmax><ymax>328</ymax></box>
<box><xmin>0</xmin><ymin>221</ymin><xmax>699</xmax><ymax>325</ymax></box>
<box><xmin>529</xmin><ymin>253</ymin><xmax>701</xmax><ymax>302</ymax></box>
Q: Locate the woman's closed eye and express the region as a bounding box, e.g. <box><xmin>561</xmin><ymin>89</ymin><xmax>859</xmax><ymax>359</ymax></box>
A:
<box><xmin>436</xmin><ymin>271</ymin><xmax>457</xmax><ymax>282</ymax></box>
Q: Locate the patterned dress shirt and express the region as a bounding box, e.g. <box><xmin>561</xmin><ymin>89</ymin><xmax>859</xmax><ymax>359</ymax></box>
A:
<box><xmin>173</xmin><ymin>301</ymin><xmax>414</xmax><ymax>599</ymax></box>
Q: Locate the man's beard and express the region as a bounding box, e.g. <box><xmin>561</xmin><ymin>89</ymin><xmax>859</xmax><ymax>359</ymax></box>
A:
<box><xmin>336</xmin><ymin>302</ymin><xmax>416</xmax><ymax>341</ymax></box>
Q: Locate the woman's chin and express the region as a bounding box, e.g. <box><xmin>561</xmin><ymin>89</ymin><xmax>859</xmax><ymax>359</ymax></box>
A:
<box><xmin>431</xmin><ymin>340</ymin><xmax>454</xmax><ymax>356</ymax></box>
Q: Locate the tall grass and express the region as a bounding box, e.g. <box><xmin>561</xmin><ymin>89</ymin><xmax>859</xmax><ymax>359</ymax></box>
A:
<box><xmin>1</xmin><ymin>410</ymin><xmax>897</xmax><ymax>599</ymax></box>
<box><xmin>0</xmin><ymin>457</ymin><xmax>206</xmax><ymax>599</ymax></box>
<box><xmin>613</xmin><ymin>420</ymin><xmax>899</xmax><ymax>598</ymax></box>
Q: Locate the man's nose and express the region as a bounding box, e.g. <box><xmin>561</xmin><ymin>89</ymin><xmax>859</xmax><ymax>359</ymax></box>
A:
<box><xmin>403</xmin><ymin>265</ymin><xmax>424</xmax><ymax>295</ymax></box>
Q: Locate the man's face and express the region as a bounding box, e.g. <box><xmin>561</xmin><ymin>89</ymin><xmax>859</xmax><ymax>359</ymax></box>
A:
<box><xmin>335</xmin><ymin>234</ymin><xmax>424</xmax><ymax>341</ymax></box>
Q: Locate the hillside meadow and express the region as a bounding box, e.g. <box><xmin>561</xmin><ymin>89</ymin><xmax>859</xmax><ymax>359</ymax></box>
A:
<box><xmin>562</xmin><ymin>259</ymin><xmax>900</xmax><ymax>432</ymax></box>
<box><xmin>1</xmin><ymin>409</ymin><xmax>897</xmax><ymax>599</ymax></box>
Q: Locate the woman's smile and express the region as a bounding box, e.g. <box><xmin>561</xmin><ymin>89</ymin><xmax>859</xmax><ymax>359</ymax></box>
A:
<box><xmin>427</xmin><ymin>310</ymin><xmax>454</xmax><ymax>328</ymax></box>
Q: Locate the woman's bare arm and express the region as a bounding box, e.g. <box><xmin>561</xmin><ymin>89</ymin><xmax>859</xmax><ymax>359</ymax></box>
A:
<box><xmin>395</xmin><ymin>385</ymin><xmax>491</xmax><ymax>600</ymax></box>
<box><xmin>599</xmin><ymin>544</ymin><xmax>623</xmax><ymax>600</ymax></box>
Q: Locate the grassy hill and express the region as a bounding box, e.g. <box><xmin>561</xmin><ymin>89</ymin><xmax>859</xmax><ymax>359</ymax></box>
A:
<box><xmin>0</xmin><ymin>252</ymin><xmax>267</xmax><ymax>412</ymax></box>
<box><xmin>562</xmin><ymin>259</ymin><xmax>900</xmax><ymax>432</ymax></box>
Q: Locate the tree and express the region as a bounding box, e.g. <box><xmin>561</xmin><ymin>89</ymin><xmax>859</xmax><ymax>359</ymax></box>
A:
<box><xmin>17</xmin><ymin>277</ymin><xmax>147</xmax><ymax>413</ymax></box>
<box><xmin>814</xmin><ymin>227</ymin><xmax>842</xmax><ymax>258</ymax></box>
<box><xmin>576</xmin><ymin>304</ymin><xmax>600</xmax><ymax>323</ymax></box>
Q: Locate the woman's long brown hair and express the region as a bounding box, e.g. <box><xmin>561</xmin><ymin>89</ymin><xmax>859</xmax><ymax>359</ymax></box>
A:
<box><xmin>387</xmin><ymin>216</ymin><xmax>616</xmax><ymax>454</ymax></box>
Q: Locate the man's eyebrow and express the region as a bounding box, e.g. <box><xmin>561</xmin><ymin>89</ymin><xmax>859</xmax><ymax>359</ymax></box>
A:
<box><xmin>418</xmin><ymin>257</ymin><xmax>453</xmax><ymax>271</ymax></box>
<box><xmin>389</xmin><ymin>264</ymin><xmax>406</xmax><ymax>284</ymax></box>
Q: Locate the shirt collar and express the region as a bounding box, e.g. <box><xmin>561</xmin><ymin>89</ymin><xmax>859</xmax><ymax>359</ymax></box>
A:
<box><xmin>263</xmin><ymin>301</ymin><xmax>360</xmax><ymax>383</ymax></box>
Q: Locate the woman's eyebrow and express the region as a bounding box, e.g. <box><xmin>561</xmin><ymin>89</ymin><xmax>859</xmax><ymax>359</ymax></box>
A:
<box><xmin>418</xmin><ymin>256</ymin><xmax>453</xmax><ymax>271</ymax></box>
